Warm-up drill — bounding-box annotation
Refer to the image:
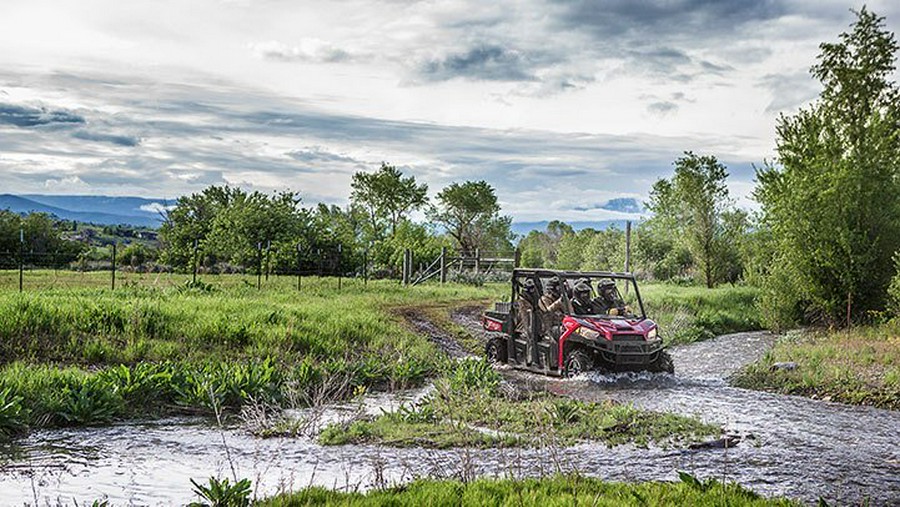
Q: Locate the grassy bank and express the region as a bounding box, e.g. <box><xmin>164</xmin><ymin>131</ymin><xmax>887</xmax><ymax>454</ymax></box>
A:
<box><xmin>640</xmin><ymin>284</ymin><xmax>761</xmax><ymax>345</ymax></box>
<box><xmin>258</xmin><ymin>474</ymin><xmax>797</xmax><ymax>506</ymax></box>
<box><xmin>732</xmin><ymin>324</ymin><xmax>900</xmax><ymax>410</ymax></box>
<box><xmin>0</xmin><ymin>271</ymin><xmax>762</xmax><ymax>437</ymax></box>
<box><xmin>318</xmin><ymin>359</ymin><xmax>719</xmax><ymax>449</ymax></box>
<box><xmin>0</xmin><ymin>274</ymin><xmax>502</xmax><ymax>436</ymax></box>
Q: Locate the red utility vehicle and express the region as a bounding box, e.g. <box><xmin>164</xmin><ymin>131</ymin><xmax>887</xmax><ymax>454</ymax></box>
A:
<box><xmin>482</xmin><ymin>269</ymin><xmax>673</xmax><ymax>377</ymax></box>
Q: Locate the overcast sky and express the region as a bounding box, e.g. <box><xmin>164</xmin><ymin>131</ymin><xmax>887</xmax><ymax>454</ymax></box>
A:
<box><xmin>1</xmin><ymin>0</ymin><xmax>898</xmax><ymax>222</ymax></box>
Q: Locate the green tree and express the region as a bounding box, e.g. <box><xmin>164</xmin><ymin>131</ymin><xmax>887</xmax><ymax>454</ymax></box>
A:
<box><xmin>350</xmin><ymin>162</ymin><xmax>428</xmax><ymax>239</ymax></box>
<box><xmin>646</xmin><ymin>152</ymin><xmax>733</xmax><ymax>287</ymax></box>
<box><xmin>517</xmin><ymin>220</ymin><xmax>574</xmax><ymax>268</ymax></box>
<box><xmin>430</xmin><ymin>181</ymin><xmax>513</xmax><ymax>256</ymax></box>
<box><xmin>160</xmin><ymin>186</ymin><xmax>312</xmax><ymax>271</ymax></box>
<box><xmin>0</xmin><ymin>211</ymin><xmax>86</xmax><ymax>267</ymax></box>
<box><xmin>755</xmin><ymin>8</ymin><xmax>900</xmax><ymax>326</ymax></box>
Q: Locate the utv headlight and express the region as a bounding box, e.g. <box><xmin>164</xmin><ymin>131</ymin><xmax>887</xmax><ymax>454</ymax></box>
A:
<box><xmin>577</xmin><ymin>327</ymin><xmax>601</xmax><ymax>339</ymax></box>
<box><xmin>647</xmin><ymin>328</ymin><xmax>658</xmax><ymax>340</ymax></box>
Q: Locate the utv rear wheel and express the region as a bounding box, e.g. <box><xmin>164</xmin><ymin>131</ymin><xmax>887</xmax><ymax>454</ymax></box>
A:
<box><xmin>485</xmin><ymin>337</ymin><xmax>508</xmax><ymax>364</ymax></box>
<box><xmin>650</xmin><ymin>350</ymin><xmax>675</xmax><ymax>374</ymax></box>
<box><xmin>564</xmin><ymin>349</ymin><xmax>593</xmax><ymax>378</ymax></box>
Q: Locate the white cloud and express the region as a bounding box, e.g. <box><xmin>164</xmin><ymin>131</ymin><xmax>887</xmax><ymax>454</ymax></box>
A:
<box><xmin>138</xmin><ymin>202</ymin><xmax>175</xmax><ymax>214</ymax></box>
<box><xmin>248</xmin><ymin>39</ymin><xmax>356</xmax><ymax>63</ymax></box>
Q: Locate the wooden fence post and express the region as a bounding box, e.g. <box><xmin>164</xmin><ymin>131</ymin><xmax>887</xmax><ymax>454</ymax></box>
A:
<box><xmin>514</xmin><ymin>248</ymin><xmax>521</xmax><ymax>268</ymax></box>
<box><xmin>474</xmin><ymin>248</ymin><xmax>480</xmax><ymax>274</ymax></box>
<box><xmin>439</xmin><ymin>246</ymin><xmax>447</xmax><ymax>284</ymax></box>
<box><xmin>111</xmin><ymin>243</ymin><xmax>117</xmax><ymax>290</ymax></box>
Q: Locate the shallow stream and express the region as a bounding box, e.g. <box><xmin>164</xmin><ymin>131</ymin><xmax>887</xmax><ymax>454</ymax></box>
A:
<box><xmin>1</xmin><ymin>331</ymin><xmax>897</xmax><ymax>505</ymax></box>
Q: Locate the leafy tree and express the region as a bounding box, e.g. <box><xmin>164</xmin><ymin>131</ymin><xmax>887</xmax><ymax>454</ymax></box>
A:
<box><xmin>350</xmin><ymin>162</ymin><xmax>428</xmax><ymax>239</ymax></box>
<box><xmin>646</xmin><ymin>152</ymin><xmax>733</xmax><ymax>288</ymax></box>
<box><xmin>755</xmin><ymin>8</ymin><xmax>900</xmax><ymax>326</ymax></box>
<box><xmin>517</xmin><ymin>220</ymin><xmax>574</xmax><ymax>268</ymax></box>
<box><xmin>0</xmin><ymin>211</ymin><xmax>86</xmax><ymax>267</ymax></box>
<box><xmin>430</xmin><ymin>181</ymin><xmax>514</xmax><ymax>256</ymax></box>
<box><xmin>160</xmin><ymin>186</ymin><xmax>312</xmax><ymax>271</ymax></box>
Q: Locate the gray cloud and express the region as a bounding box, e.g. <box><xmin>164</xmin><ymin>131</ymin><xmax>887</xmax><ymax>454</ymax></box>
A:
<box><xmin>72</xmin><ymin>129</ymin><xmax>141</xmax><ymax>147</ymax></box>
<box><xmin>420</xmin><ymin>44</ymin><xmax>540</xmax><ymax>82</ymax></box>
<box><xmin>648</xmin><ymin>101</ymin><xmax>678</xmax><ymax>115</ymax></box>
<box><xmin>0</xmin><ymin>102</ymin><xmax>85</xmax><ymax>127</ymax></box>
<box><xmin>553</xmin><ymin>0</ymin><xmax>786</xmax><ymax>40</ymax></box>
<box><xmin>287</xmin><ymin>147</ymin><xmax>365</xmax><ymax>165</ymax></box>
<box><xmin>0</xmin><ymin>70</ymin><xmax>760</xmax><ymax>221</ymax></box>
<box><xmin>758</xmin><ymin>71</ymin><xmax>821</xmax><ymax>113</ymax></box>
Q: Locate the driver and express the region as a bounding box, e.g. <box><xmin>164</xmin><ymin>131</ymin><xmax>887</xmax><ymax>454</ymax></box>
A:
<box><xmin>571</xmin><ymin>280</ymin><xmax>595</xmax><ymax>315</ymax></box>
<box><xmin>595</xmin><ymin>279</ymin><xmax>627</xmax><ymax>315</ymax></box>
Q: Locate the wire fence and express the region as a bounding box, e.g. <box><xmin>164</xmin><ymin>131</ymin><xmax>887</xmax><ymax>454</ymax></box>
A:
<box><xmin>0</xmin><ymin>240</ymin><xmax>522</xmax><ymax>293</ymax></box>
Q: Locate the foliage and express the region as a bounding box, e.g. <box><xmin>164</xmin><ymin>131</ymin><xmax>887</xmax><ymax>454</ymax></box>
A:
<box><xmin>444</xmin><ymin>357</ymin><xmax>501</xmax><ymax>394</ymax></box>
<box><xmin>430</xmin><ymin>181</ymin><xmax>514</xmax><ymax>256</ymax></box>
<box><xmin>888</xmin><ymin>252</ymin><xmax>900</xmax><ymax>317</ymax></box>
<box><xmin>517</xmin><ymin>221</ymin><xmax>573</xmax><ymax>268</ymax></box>
<box><xmin>320</xmin><ymin>378</ymin><xmax>720</xmax><ymax>449</ymax></box>
<box><xmin>0</xmin><ymin>275</ymin><xmax>503</xmax><ymax>433</ymax></box>
<box><xmin>350</xmin><ymin>162</ymin><xmax>428</xmax><ymax>239</ymax></box>
<box><xmin>188</xmin><ymin>476</ymin><xmax>252</xmax><ymax>507</ymax></box>
<box><xmin>755</xmin><ymin>8</ymin><xmax>900</xmax><ymax>327</ymax></box>
<box><xmin>0</xmin><ymin>211</ymin><xmax>86</xmax><ymax>267</ymax></box>
<box><xmin>259</xmin><ymin>474</ymin><xmax>797</xmax><ymax>506</ymax></box>
<box><xmin>645</xmin><ymin>152</ymin><xmax>739</xmax><ymax>288</ymax></box>
<box><xmin>159</xmin><ymin>186</ymin><xmax>314</xmax><ymax>272</ymax></box>
<box><xmin>733</xmin><ymin>325</ymin><xmax>900</xmax><ymax>410</ymax></box>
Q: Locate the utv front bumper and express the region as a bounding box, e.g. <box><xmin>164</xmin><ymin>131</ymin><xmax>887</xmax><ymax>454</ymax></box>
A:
<box><xmin>588</xmin><ymin>338</ymin><xmax>664</xmax><ymax>367</ymax></box>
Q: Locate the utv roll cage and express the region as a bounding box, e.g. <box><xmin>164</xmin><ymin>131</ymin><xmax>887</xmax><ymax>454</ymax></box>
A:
<box><xmin>509</xmin><ymin>268</ymin><xmax>647</xmax><ymax>320</ymax></box>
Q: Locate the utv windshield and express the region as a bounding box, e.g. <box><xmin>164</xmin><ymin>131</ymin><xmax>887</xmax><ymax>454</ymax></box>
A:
<box><xmin>564</xmin><ymin>276</ymin><xmax>642</xmax><ymax>319</ymax></box>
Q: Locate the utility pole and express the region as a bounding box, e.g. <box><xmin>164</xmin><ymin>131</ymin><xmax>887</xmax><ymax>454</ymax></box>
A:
<box><xmin>192</xmin><ymin>239</ymin><xmax>199</xmax><ymax>285</ymax></box>
<box><xmin>264</xmin><ymin>240</ymin><xmax>271</xmax><ymax>281</ymax></box>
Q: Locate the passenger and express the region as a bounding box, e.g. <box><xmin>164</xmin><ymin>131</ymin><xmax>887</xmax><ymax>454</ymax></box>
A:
<box><xmin>516</xmin><ymin>278</ymin><xmax>538</xmax><ymax>364</ymax></box>
<box><xmin>515</xmin><ymin>278</ymin><xmax>537</xmax><ymax>336</ymax></box>
<box><xmin>539</xmin><ymin>276</ymin><xmax>565</xmax><ymax>338</ymax></box>
<box><xmin>571</xmin><ymin>280</ymin><xmax>596</xmax><ymax>315</ymax></box>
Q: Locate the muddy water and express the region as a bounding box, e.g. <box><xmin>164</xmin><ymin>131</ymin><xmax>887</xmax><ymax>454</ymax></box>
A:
<box><xmin>1</xmin><ymin>332</ymin><xmax>898</xmax><ymax>506</ymax></box>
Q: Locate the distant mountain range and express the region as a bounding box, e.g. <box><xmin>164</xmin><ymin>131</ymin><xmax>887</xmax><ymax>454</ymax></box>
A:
<box><xmin>1</xmin><ymin>194</ymin><xmax>644</xmax><ymax>234</ymax></box>
<box><xmin>0</xmin><ymin>194</ymin><xmax>170</xmax><ymax>227</ymax></box>
<box><xmin>510</xmin><ymin>220</ymin><xmax>640</xmax><ymax>236</ymax></box>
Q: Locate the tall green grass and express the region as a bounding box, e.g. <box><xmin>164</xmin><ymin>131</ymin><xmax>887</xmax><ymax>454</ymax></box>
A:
<box><xmin>639</xmin><ymin>284</ymin><xmax>761</xmax><ymax>345</ymax></box>
<box><xmin>259</xmin><ymin>474</ymin><xmax>797</xmax><ymax>506</ymax></box>
<box><xmin>0</xmin><ymin>275</ymin><xmax>502</xmax><ymax>435</ymax></box>
<box><xmin>732</xmin><ymin>324</ymin><xmax>900</xmax><ymax>409</ymax></box>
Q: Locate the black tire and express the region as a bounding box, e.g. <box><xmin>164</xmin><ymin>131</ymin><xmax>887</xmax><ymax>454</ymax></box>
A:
<box><xmin>485</xmin><ymin>337</ymin><xmax>508</xmax><ymax>364</ymax></box>
<box><xmin>649</xmin><ymin>350</ymin><xmax>675</xmax><ymax>374</ymax></box>
<box><xmin>564</xmin><ymin>349</ymin><xmax>594</xmax><ymax>378</ymax></box>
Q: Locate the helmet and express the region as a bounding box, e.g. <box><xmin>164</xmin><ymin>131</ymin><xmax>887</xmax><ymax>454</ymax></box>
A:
<box><xmin>521</xmin><ymin>278</ymin><xmax>536</xmax><ymax>296</ymax></box>
<box><xmin>573</xmin><ymin>281</ymin><xmax>592</xmax><ymax>300</ymax></box>
<box><xmin>544</xmin><ymin>276</ymin><xmax>561</xmax><ymax>296</ymax></box>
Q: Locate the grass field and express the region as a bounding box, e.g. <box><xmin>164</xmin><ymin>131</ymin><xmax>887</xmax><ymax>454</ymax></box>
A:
<box><xmin>258</xmin><ymin>474</ymin><xmax>797</xmax><ymax>506</ymax></box>
<box><xmin>732</xmin><ymin>324</ymin><xmax>900</xmax><ymax>410</ymax></box>
<box><xmin>0</xmin><ymin>271</ymin><xmax>761</xmax><ymax>437</ymax></box>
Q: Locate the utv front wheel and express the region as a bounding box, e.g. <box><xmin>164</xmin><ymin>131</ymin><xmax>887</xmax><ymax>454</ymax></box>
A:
<box><xmin>485</xmin><ymin>337</ymin><xmax>508</xmax><ymax>364</ymax></box>
<box><xmin>650</xmin><ymin>350</ymin><xmax>675</xmax><ymax>374</ymax></box>
<box><xmin>564</xmin><ymin>349</ymin><xmax>593</xmax><ymax>378</ymax></box>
